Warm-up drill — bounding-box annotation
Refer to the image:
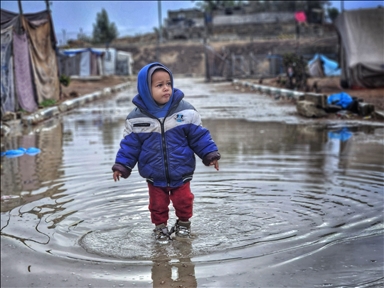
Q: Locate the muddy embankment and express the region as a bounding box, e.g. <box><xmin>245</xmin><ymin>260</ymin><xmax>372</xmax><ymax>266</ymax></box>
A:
<box><xmin>112</xmin><ymin>37</ymin><xmax>339</xmax><ymax>76</ymax></box>
<box><xmin>111</xmin><ymin>37</ymin><xmax>384</xmax><ymax>112</ymax></box>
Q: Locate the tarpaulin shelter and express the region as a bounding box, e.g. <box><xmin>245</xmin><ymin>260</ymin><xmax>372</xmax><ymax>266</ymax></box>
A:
<box><xmin>58</xmin><ymin>48</ymin><xmax>105</xmax><ymax>77</ymax></box>
<box><xmin>1</xmin><ymin>8</ymin><xmax>60</xmax><ymax>114</ymax></box>
<box><xmin>58</xmin><ymin>48</ymin><xmax>133</xmax><ymax>77</ymax></box>
<box><xmin>116</xmin><ymin>51</ymin><xmax>134</xmax><ymax>76</ymax></box>
<box><xmin>92</xmin><ymin>48</ymin><xmax>134</xmax><ymax>76</ymax></box>
<box><xmin>334</xmin><ymin>8</ymin><xmax>384</xmax><ymax>88</ymax></box>
<box><xmin>91</xmin><ymin>48</ymin><xmax>117</xmax><ymax>76</ymax></box>
<box><xmin>307</xmin><ymin>54</ymin><xmax>341</xmax><ymax>77</ymax></box>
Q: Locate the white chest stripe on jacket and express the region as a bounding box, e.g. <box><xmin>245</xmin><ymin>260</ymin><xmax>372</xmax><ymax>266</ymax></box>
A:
<box><xmin>164</xmin><ymin>109</ymin><xmax>201</xmax><ymax>133</ymax></box>
<box><xmin>123</xmin><ymin>109</ymin><xmax>201</xmax><ymax>137</ymax></box>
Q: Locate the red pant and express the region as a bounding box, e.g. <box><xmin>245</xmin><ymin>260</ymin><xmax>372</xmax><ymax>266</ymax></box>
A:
<box><xmin>148</xmin><ymin>182</ymin><xmax>194</xmax><ymax>225</ymax></box>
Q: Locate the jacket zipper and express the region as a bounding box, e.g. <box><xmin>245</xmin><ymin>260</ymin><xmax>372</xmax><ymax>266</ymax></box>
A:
<box><xmin>136</xmin><ymin>97</ymin><xmax>180</xmax><ymax>187</ymax></box>
<box><xmin>138</xmin><ymin>109</ymin><xmax>172</xmax><ymax>186</ymax></box>
<box><xmin>159</xmin><ymin>119</ymin><xmax>171</xmax><ymax>186</ymax></box>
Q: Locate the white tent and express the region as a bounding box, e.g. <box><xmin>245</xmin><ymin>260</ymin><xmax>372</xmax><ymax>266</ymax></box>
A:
<box><xmin>116</xmin><ymin>51</ymin><xmax>134</xmax><ymax>76</ymax></box>
<box><xmin>59</xmin><ymin>48</ymin><xmax>134</xmax><ymax>76</ymax></box>
<box><xmin>334</xmin><ymin>8</ymin><xmax>384</xmax><ymax>88</ymax></box>
<box><xmin>59</xmin><ymin>48</ymin><xmax>104</xmax><ymax>77</ymax></box>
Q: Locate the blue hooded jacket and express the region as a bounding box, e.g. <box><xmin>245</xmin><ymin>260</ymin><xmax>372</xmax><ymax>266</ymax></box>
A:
<box><xmin>114</xmin><ymin>62</ymin><xmax>219</xmax><ymax>187</ymax></box>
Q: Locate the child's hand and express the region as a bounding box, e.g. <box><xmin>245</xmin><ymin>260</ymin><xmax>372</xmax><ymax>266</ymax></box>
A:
<box><xmin>111</xmin><ymin>164</ymin><xmax>131</xmax><ymax>180</ymax></box>
<box><xmin>210</xmin><ymin>159</ymin><xmax>219</xmax><ymax>171</ymax></box>
<box><xmin>113</xmin><ymin>171</ymin><xmax>122</xmax><ymax>181</ymax></box>
<box><xmin>203</xmin><ymin>151</ymin><xmax>221</xmax><ymax>170</ymax></box>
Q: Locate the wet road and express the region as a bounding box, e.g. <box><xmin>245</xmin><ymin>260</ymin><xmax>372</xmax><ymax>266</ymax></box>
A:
<box><xmin>1</xmin><ymin>78</ymin><xmax>383</xmax><ymax>287</ymax></box>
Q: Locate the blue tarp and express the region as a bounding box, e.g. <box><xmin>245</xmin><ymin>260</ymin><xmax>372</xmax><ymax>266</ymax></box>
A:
<box><xmin>308</xmin><ymin>54</ymin><xmax>341</xmax><ymax>76</ymax></box>
<box><xmin>327</xmin><ymin>92</ymin><xmax>353</xmax><ymax>109</ymax></box>
<box><xmin>1</xmin><ymin>147</ymin><xmax>41</xmax><ymax>158</ymax></box>
<box><xmin>62</xmin><ymin>48</ymin><xmax>104</xmax><ymax>56</ymax></box>
<box><xmin>328</xmin><ymin>127</ymin><xmax>353</xmax><ymax>142</ymax></box>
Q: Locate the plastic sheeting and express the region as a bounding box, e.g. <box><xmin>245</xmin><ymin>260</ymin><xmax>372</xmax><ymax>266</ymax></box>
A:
<box><xmin>0</xmin><ymin>26</ymin><xmax>16</xmax><ymax>113</ymax></box>
<box><xmin>328</xmin><ymin>127</ymin><xmax>353</xmax><ymax>142</ymax></box>
<box><xmin>295</xmin><ymin>11</ymin><xmax>306</xmax><ymax>23</ymax></box>
<box><xmin>58</xmin><ymin>48</ymin><xmax>104</xmax><ymax>77</ymax></box>
<box><xmin>116</xmin><ymin>51</ymin><xmax>133</xmax><ymax>76</ymax></box>
<box><xmin>308</xmin><ymin>54</ymin><xmax>341</xmax><ymax>77</ymax></box>
<box><xmin>80</xmin><ymin>50</ymin><xmax>91</xmax><ymax>76</ymax></box>
<box><xmin>327</xmin><ymin>92</ymin><xmax>353</xmax><ymax>109</ymax></box>
<box><xmin>92</xmin><ymin>48</ymin><xmax>117</xmax><ymax>76</ymax></box>
<box><xmin>334</xmin><ymin>8</ymin><xmax>384</xmax><ymax>88</ymax></box>
<box><xmin>13</xmin><ymin>32</ymin><xmax>38</xmax><ymax>112</ymax></box>
<box><xmin>22</xmin><ymin>15</ymin><xmax>60</xmax><ymax>103</ymax></box>
<box><xmin>0</xmin><ymin>9</ymin><xmax>60</xmax><ymax>113</ymax></box>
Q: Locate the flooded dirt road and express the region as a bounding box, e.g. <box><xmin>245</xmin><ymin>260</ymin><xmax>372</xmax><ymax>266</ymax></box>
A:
<box><xmin>1</xmin><ymin>78</ymin><xmax>383</xmax><ymax>287</ymax></box>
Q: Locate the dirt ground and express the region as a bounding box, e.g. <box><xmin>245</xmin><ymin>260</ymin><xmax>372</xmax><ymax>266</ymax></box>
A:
<box><xmin>60</xmin><ymin>75</ymin><xmax>384</xmax><ymax>112</ymax></box>
<box><xmin>259</xmin><ymin>76</ymin><xmax>384</xmax><ymax>111</ymax></box>
<box><xmin>59</xmin><ymin>75</ymin><xmax>134</xmax><ymax>103</ymax></box>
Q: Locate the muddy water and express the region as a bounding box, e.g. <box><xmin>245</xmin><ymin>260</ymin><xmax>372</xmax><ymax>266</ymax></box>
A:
<box><xmin>1</xmin><ymin>78</ymin><xmax>383</xmax><ymax>287</ymax></box>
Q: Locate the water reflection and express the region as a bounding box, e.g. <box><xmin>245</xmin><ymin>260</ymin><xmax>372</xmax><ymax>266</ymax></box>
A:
<box><xmin>1</xmin><ymin>118</ymin><xmax>63</xmax><ymax>212</ymax></box>
<box><xmin>1</xmin><ymin>101</ymin><xmax>383</xmax><ymax>286</ymax></box>
<box><xmin>151</xmin><ymin>240</ymin><xmax>196</xmax><ymax>288</ymax></box>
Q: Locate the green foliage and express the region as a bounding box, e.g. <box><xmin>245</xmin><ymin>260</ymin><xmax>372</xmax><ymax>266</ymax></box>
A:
<box><xmin>39</xmin><ymin>99</ymin><xmax>56</xmax><ymax>108</ymax></box>
<box><xmin>283</xmin><ymin>53</ymin><xmax>299</xmax><ymax>69</ymax></box>
<box><xmin>92</xmin><ymin>8</ymin><xmax>119</xmax><ymax>44</ymax></box>
<box><xmin>327</xmin><ymin>7</ymin><xmax>339</xmax><ymax>22</ymax></box>
<box><xmin>282</xmin><ymin>52</ymin><xmax>308</xmax><ymax>90</ymax></box>
<box><xmin>59</xmin><ymin>74</ymin><xmax>71</xmax><ymax>87</ymax></box>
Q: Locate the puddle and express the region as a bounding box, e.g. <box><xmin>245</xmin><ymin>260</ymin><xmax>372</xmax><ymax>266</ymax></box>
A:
<box><xmin>1</xmin><ymin>78</ymin><xmax>383</xmax><ymax>287</ymax></box>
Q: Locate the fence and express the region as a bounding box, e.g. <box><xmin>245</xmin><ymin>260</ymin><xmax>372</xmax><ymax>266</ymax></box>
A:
<box><xmin>206</xmin><ymin>45</ymin><xmax>284</xmax><ymax>80</ymax></box>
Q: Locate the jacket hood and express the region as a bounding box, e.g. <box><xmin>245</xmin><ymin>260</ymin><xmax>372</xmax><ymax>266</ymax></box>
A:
<box><xmin>133</xmin><ymin>88</ymin><xmax>184</xmax><ymax>118</ymax></box>
<box><xmin>136</xmin><ymin>62</ymin><xmax>174</xmax><ymax>118</ymax></box>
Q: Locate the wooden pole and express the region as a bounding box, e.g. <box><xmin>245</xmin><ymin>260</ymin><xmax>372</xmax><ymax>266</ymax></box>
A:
<box><xmin>158</xmin><ymin>0</ymin><xmax>162</xmax><ymax>43</ymax></box>
<box><xmin>204</xmin><ymin>12</ymin><xmax>211</xmax><ymax>82</ymax></box>
<box><xmin>18</xmin><ymin>0</ymin><xmax>23</xmax><ymax>15</ymax></box>
<box><xmin>156</xmin><ymin>0</ymin><xmax>162</xmax><ymax>61</ymax></box>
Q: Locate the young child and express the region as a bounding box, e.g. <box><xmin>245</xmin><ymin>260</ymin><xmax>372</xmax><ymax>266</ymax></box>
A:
<box><xmin>112</xmin><ymin>62</ymin><xmax>220</xmax><ymax>243</ymax></box>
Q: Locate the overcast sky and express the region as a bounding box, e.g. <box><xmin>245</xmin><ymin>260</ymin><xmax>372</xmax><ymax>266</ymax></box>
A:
<box><xmin>1</xmin><ymin>0</ymin><xmax>382</xmax><ymax>44</ymax></box>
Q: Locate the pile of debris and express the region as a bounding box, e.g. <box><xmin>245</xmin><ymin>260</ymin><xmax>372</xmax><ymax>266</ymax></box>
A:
<box><xmin>233</xmin><ymin>79</ymin><xmax>384</xmax><ymax>121</ymax></box>
<box><xmin>295</xmin><ymin>92</ymin><xmax>382</xmax><ymax>120</ymax></box>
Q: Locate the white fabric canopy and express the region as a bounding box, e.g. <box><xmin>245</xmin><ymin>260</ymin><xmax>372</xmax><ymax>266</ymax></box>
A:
<box><xmin>334</xmin><ymin>8</ymin><xmax>384</xmax><ymax>88</ymax></box>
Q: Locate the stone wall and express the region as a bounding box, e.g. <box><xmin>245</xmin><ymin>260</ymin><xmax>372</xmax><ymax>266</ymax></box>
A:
<box><xmin>113</xmin><ymin>37</ymin><xmax>339</xmax><ymax>77</ymax></box>
<box><xmin>212</xmin><ymin>12</ymin><xmax>294</xmax><ymax>25</ymax></box>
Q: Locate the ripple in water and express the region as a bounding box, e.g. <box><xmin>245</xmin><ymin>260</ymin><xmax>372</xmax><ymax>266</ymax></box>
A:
<box><xmin>72</xmin><ymin>121</ymin><xmax>384</xmax><ymax>264</ymax></box>
<box><xmin>1</xmin><ymin>102</ymin><xmax>383</xmax><ymax>274</ymax></box>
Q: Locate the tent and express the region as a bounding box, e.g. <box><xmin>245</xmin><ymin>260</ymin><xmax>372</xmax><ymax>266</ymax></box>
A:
<box><xmin>59</xmin><ymin>48</ymin><xmax>133</xmax><ymax>77</ymax></box>
<box><xmin>334</xmin><ymin>8</ymin><xmax>384</xmax><ymax>88</ymax></box>
<box><xmin>116</xmin><ymin>51</ymin><xmax>134</xmax><ymax>76</ymax></box>
<box><xmin>91</xmin><ymin>48</ymin><xmax>117</xmax><ymax>76</ymax></box>
<box><xmin>1</xmin><ymin>9</ymin><xmax>60</xmax><ymax>114</ymax></box>
<box><xmin>307</xmin><ymin>54</ymin><xmax>341</xmax><ymax>77</ymax></box>
<box><xmin>58</xmin><ymin>48</ymin><xmax>105</xmax><ymax>77</ymax></box>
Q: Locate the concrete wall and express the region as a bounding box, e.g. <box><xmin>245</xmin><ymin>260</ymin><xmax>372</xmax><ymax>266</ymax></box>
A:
<box><xmin>213</xmin><ymin>12</ymin><xmax>295</xmax><ymax>25</ymax></box>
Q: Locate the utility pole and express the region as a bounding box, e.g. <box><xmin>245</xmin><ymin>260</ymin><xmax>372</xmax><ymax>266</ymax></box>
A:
<box><xmin>17</xmin><ymin>0</ymin><xmax>23</xmax><ymax>34</ymax></box>
<box><xmin>17</xmin><ymin>0</ymin><xmax>23</xmax><ymax>14</ymax></box>
<box><xmin>156</xmin><ymin>0</ymin><xmax>162</xmax><ymax>62</ymax></box>
<box><xmin>158</xmin><ymin>0</ymin><xmax>163</xmax><ymax>44</ymax></box>
<box><xmin>45</xmin><ymin>0</ymin><xmax>50</xmax><ymax>11</ymax></box>
<box><xmin>204</xmin><ymin>11</ymin><xmax>211</xmax><ymax>82</ymax></box>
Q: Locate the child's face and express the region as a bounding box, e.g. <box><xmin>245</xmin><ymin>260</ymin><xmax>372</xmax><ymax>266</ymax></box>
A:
<box><xmin>151</xmin><ymin>70</ymin><xmax>172</xmax><ymax>105</ymax></box>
